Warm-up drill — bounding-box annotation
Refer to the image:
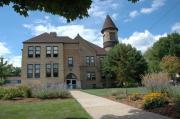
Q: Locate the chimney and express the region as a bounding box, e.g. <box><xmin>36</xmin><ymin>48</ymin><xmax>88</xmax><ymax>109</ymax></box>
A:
<box><xmin>50</xmin><ymin>32</ymin><xmax>57</xmax><ymax>37</ymax></box>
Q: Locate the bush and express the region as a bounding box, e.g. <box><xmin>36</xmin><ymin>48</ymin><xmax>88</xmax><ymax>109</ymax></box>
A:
<box><xmin>17</xmin><ymin>86</ymin><xmax>32</xmax><ymax>98</ymax></box>
<box><xmin>0</xmin><ymin>88</ymin><xmax>6</xmax><ymax>99</ymax></box>
<box><xmin>3</xmin><ymin>87</ymin><xmax>22</xmax><ymax>100</ymax></box>
<box><xmin>142</xmin><ymin>72</ymin><xmax>170</xmax><ymax>93</ymax></box>
<box><xmin>34</xmin><ymin>88</ymin><xmax>71</xmax><ymax>99</ymax></box>
<box><xmin>143</xmin><ymin>92</ymin><xmax>168</xmax><ymax>109</ymax></box>
<box><xmin>0</xmin><ymin>79</ymin><xmax>5</xmax><ymax>86</ymax></box>
<box><xmin>129</xmin><ymin>93</ymin><xmax>142</xmax><ymax>101</ymax></box>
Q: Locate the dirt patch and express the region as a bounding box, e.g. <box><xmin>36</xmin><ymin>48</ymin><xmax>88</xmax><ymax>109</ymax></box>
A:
<box><xmin>105</xmin><ymin>96</ymin><xmax>180</xmax><ymax>119</ymax></box>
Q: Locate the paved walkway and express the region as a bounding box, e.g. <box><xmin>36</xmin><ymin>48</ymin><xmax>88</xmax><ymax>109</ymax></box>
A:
<box><xmin>71</xmin><ymin>90</ymin><xmax>171</xmax><ymax>119</ymax></box>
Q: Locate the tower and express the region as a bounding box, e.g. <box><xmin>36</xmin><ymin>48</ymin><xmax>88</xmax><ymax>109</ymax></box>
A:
<box><xmin>101</xmin><ymin>15</ymin><xmax>119</xmax><ymax>52</ymax></box>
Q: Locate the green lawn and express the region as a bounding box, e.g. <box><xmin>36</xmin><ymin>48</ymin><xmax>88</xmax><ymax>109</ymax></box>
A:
<box><xmin>0</xmin><ymin>99</ymin><xmax>92</xmax><ymax>119</ymax></box>
<box><xmin>82</xmin><ymin>86</ymin><xmax>180</xmax><ymax>97</ymax></box>
<box><xmin>82</xmin><ymin>87</ymin><xmax>148</xmax><ymax>96</ymax></box>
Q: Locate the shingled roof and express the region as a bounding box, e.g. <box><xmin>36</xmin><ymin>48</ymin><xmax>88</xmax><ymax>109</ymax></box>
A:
<box><xmin>23</xmin><ymin>32</ymin><xmax>79</xmax><ymax>44</ymax></box>
<box><xmin>23</xmin><ymin>32</ymin><xmax>106</xmax><ymax>55</ymax></box>
<box><xmin>74</xmin><ymin>34</ymin><xmax>106</xmax><ymax>55</ymax></box>
<box><xmin>101</xmin><ymin>15</ymin><xmax>118</xmax><ymax>33</ymax></box>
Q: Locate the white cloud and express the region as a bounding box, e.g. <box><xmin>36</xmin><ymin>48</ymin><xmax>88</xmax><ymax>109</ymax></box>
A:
<box><xmin>0</xmin><ymin>42</ymin><xmax>11</xmax><ymax>56</ymax></box>
<box><xmin>121</xmin><ymin>30</ymin><xmax>167</xmax><ymax>53</ymax></box>
<box><xmin>129</xmin><ymin>10</ymin><xmax>139</xmax><ymax>18</ymax></box>
<box><xmin>8</xmin><ymin>56</ymin><xmax>22</xmax><ymax>67</ymax></box>
<box><xmin>23</xmin><ymin>17</ymin><xmax>103</xmax><ymax>47</ymax></box>
<box><xmin>141</xmin><ymin>0</ymin><xmax>165</xmax><ymax>14</ymax></box>
<box><xmin>171</xmin><ymin>22</ymin><xmax>180</xmax><ymax>32</ymax></box>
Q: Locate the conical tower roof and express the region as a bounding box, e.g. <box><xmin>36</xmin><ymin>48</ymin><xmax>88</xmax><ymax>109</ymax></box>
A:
<box><xmin>101</xmin><ymin>15</ymin><xmax>118</xmax><ymax>33</ymax></box>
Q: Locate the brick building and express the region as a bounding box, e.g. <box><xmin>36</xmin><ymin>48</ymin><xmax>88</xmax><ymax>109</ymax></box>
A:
<box><xmin>21</xmin><ymin>15</ymin><xmax>118</xmax><ymax>89</ymax></box>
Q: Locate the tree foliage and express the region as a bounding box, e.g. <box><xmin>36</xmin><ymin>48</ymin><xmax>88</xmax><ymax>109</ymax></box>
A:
<box><xmin>101</xmin><ymin>44</ymin><xmax>147</xmax><ymax>86</ymax></box>
<box><xmin>144</xmin><ymin>33</ymin><xmax>180</xmax><ymax>72</ymax></box>
<box><xmin>160</xmin><ymin>55</ymin><xmax>180</xmax><ymax>75</ymax></box>
<box><xmin>0</xmin><ymin>0</ymin><xmax>139</xmax><ymax>22</ymax></box>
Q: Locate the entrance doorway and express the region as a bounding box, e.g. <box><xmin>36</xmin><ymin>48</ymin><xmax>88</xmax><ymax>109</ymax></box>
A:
<box><xmin>66</xmin><ymin>73</ymin><xmax>77</xmax><ymax>89</ymax></box>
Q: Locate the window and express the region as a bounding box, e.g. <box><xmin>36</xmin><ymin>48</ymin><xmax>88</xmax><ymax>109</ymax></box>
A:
<box><xmin>27</xmin><ymin>64</ymin><xmax>33</xmax><ymax>78</ymax></box>
<box><xmin>46</xmin><ymin>46</ymin><xmax>51</xmax><ymax>57</ymax></box>
<box><xmin>86</xmin><ymin>56</ymin><xmax>90</xmax><ymax>65</ymax></box>
<box><xmin>53</xmin><ymin>46</ymin><xmax>58</xmax><ymax>57</ymax></box>
<box><xmin>46</xmin><ymin>64</ymin><xmax>51</xmax><ymax>77</ymax></box>
<box><xmin>90</xmin><ymin>56</ymin><xmax>95</xmax><ymax>65</ymax></box>
<box><xmin>68</xmin><ymin>57</ymin><xmax>73</xmax><ymax>67</ymax></box>
<box><xmin>87</xmin><ymin>72</ymin><xmax>96</xmax><ymax>80</ymax></box>
<box><xmin>109</xmin><ymin>32</ymin><xmax>115</xmax><ymax>40</ymax></box>
<box><xmin>86</xmin><ymin>56</ymin><xmax>95</xmax><ymax>66</ymax></box>
<box><xmin>35</xmin><ymin>46</ymin><xmax>41</xmax><ymax>58</ymax></box>
<box><xmin>28</xmin><ymin>46</ymin><xmax>34</xmax><ymax>58</ymax></box>
<box><xmin>34</xmin><ymin>64</ymin><xmax>40</xmax><ymax>78</ymax></box>
<box><xmin>53</xmin><ymin>63</ymin><xmax>58</xmax><ymax>77</ymax></box>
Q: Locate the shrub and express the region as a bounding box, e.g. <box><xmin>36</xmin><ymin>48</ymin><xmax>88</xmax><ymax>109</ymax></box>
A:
<box><xmin>0</xmin><ymin>88</ymin><xmax>6</xmax><ymax>99</ymax></box>
<box><xmin>143</xmin><ymin>92</ymin><xmax>168</xmax><ymax>109</ymax></box>
<box><xmin>2</xmin><ymin>87</ymin><xmax>22</xmax><ymax>100</ymax></box>
<box><xmin>142</xmin><ymin>72</ymin><xmax>170</xmax><ymax>93</ymax></box>
<box><xmin>34</xmin><ymin>88</ymin><xmax>71</xmax><ymax>99</ymax></box>
<box><xmin>17</xmin><ymin>85</ymin><xmax>32</xmax><ymax>98</ymax></box>
<box><xmin>129</xmin><ymin>93</ymin><xmax>142</xmax><ymax>101</ymax></box>
<box><xmin>0</xmin><ymin>79</ymin><xmax>5</xmax><ymax>86</ymax></box>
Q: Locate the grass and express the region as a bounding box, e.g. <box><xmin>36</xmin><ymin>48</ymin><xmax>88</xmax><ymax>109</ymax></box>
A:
<box><xmin>82</xmin><ymin>86</ymin><xmax>180</xmax><ymax>97</ymax></box>
<box><xmin>0</xmin><ymin>99</ymin><xmax>92</xmax><ymax>119</ymax></box>
<box><xmin>82</xmin><ymin>87</ymin><xmax>148</xmax><ymax>96</ymax></box>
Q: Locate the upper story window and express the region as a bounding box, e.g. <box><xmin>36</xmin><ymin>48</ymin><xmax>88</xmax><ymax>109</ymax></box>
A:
<box><xmin>68</xmin><ymin>57</ymin><xmax>73</xmax><ymax>67</ymax></box>
<box><xmin>53</xmin><ymin>46</ymin><xmax>58</xmax><ymax>57</ymax></box>
<box><xmin>53</xmin><ymin>63</ymin><xmax>58</xmax><ymax>77</ymax></box>
<box><xmin>109</xmin><ymin>32</ymin><xmax>115</xmax><ymax>41</ymax></box>
<box><xmin>34</xmin><ymin>64</ymin><xmax>40</xmax><ymax>78</ymax></box>
<box><xmin>28</xmin><ymin>46</ymin><xmax>34</xmax><ymax>58</ymax></box>
<box><xmin>86</xmin><ymin>56</ymin><xmax>95</xmax><ymax>66</ymax></box>
<box><xmin>86</xmin><ymin>56</ymin><xmax>90</xmax><ymax>65</ymax></box>
<box><xmin>27</xmin><ymin>64</ymin><xmax>33</xmax><ymax>78</ymax></box>
<box><xmin>46</xmin><ymin>64</ymin><xmax>51</xmax><ymax>77</ymax></box>
<box><xmin>35</xmin><ymin>46</ymin><xmax>41</xmax><ymax>58</ymax></box>
<box><xmin>87</xmin><ymin>72</ymin><xmax>96</xmax><ymax>80</ymax></box>
<box><xmin>46</xmin><ymin>46</ymin><xmax>52</xmax><ymax>57</ymax></box>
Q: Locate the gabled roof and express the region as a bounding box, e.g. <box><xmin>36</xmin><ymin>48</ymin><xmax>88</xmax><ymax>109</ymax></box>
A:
<box><xmin>101</xmin><ymin>15</ymin><xmax>118</xmax><ymax>33</ymax></box>
<box><xmin>23</xmin><ymin>33</ymin><xmax>79</xmax><ymax>44</ymax></box>
<box><xmin>74</xmin><ymin>34</ymin><xmax>106</xmax><ymax>55</ymax></box>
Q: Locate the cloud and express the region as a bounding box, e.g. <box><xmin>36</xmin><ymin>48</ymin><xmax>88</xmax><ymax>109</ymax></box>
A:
<box><xmin>8</xmin><ymin>56</ymin><xmax>22</xmax><ymax>67</ymax></box>
<box><xmin>0</xmin><ymin>42</ymin><xmax>11</xmax><ymax>56</ymax></box>
<box><xmin>23</xmin><ymin>17</ymin><xmax>103</xmax><ymax>47</ymax></box>
<box><xmin>129</xmin><ymin>10</ymin><xmax>139</xmax><ymax>18</ymax></box>
<box><xmin>171</xmin><ymin>22</ymin><xmax>180</xmax><ymax>33</ymax></box>
<box><xmin>121</xmin><ymin>30</ymin><xmax>167</xmax><ymax>53</ymax></box>
<box><xmin>140</xmin><ymin>0</ymin><xmax>165</xmax><ymax>14</ymax></box>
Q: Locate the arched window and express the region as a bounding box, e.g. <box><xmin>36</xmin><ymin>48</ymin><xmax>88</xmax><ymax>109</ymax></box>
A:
<box><xmin>66</xmin><ymin>73</ymin><xmax>76</xmax><ymax>79</ymax></box>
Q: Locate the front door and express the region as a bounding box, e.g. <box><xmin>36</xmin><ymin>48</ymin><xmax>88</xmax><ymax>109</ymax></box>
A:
<box><xmin>66</xmin><ymin>79</ymin><xmax>76</xmax><ymax>89</ymax></box>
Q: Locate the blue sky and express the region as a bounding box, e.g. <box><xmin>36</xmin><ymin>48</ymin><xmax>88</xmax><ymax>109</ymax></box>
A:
<box><xmin>0</xmin><ymin>0</ymin><xmax>180</xmax><ymax>67</ymax></box>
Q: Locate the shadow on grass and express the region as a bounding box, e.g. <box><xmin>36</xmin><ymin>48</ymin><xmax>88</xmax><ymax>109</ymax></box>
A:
<box><xmin>101</xmin><ymin>109</ymin><xmax>170</xmax><ymax>119</ymax></box>
<box><xmin>65</xmin><ymin>118</ymin><xmax>89</xmax><ymax>119</ymax></box>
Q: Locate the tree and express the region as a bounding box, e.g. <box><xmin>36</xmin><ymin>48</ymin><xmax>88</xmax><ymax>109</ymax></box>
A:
<box><xmin>10</xmin><ymin>67</ymin><xmax>21</xmax><ymax>76</ymax></box>
<box><xmin>101</xmin><ymin>44</ymin><xmax>147</xmax><ymax>87</ymax></box>
<box><xmin>160</xmin><ymin>55</ymin><xmax>180</xmax><ymax>75</ymax></box>
<box><xmin>0</xmin><ymin>0</ymin><xmax>139</xmax><ymax>22</ymax></box>
<box><xmin>144</xmin><ymin>33</ymin><xmax>180</xmax><ymax>72</ymax></box>
<box><xmin>0</xmin><ymin>57</ymin><xmax>12</xmax><ymax>85</ymax></box>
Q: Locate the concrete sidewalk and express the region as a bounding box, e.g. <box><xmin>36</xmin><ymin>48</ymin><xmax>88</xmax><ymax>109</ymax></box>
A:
<box><xmin>71</xmin><ymin>90</ymin><xmax>171</xmax><ymax>119</ymax></box>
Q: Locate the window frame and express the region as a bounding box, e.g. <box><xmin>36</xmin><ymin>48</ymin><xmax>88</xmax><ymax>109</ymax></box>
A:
<box><xmin>27</xmin><ymin>64</ymin><xmax>33</xmax><ymax>78</ymax></box>
<box><xmin>34</xmin><ymin>64</ymin><xmax>40</xmax><ymax>78</ymax></box>
<box><xmin>53</xmin><ymin>46</ymin><xmax>58</xmax><ymax>57</ymax></box>
<box><xmin>46</xmin><ymin>46</ymin><xmax>52</xmax><ymax>57</ymax></box>
<box><xmin>53</xmin><ymin>63</ymin><xmax>58</xmax><ymax>77</ymax></box>
<box><xmin>28</xmin><ymin>46</ymin><xmax>34</xmax><ymax>58</ymax></box>
<box><xmin>90</xmin><ymin>56</ymin><xmax>95</xmax><ymax>66</ymax></box>
<box><xmin>46</xmin><ymin>64</ymin><xmax>51</xmax><ymax>77</ymax></box>
<box><xmin>68</xmin><ymin>56</ymin><xmax>73</xmax><ymax>67</ymax></box>
<box><xmin>35</xmin><ymin>46</ymin><xmax>41</xmax><ymax>58</ymax></box>
<box><xmin>86</xmin><ymin>56</ymin><xmax>90</xmax><ymax>66</ymax></box>
<box><xmin>87</xmin><ymin>72</ymin><xmax>96</xmax><ymax>80</ymax></box>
